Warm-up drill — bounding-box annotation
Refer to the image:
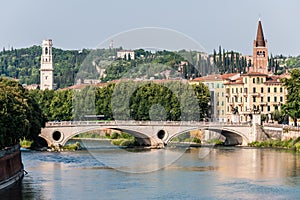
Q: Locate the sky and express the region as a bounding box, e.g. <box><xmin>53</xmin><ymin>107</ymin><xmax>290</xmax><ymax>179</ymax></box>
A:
<box><xmin>1</xmin><ymin>0</ymin><xmax>300</xmax><ymax>56</ymax></box>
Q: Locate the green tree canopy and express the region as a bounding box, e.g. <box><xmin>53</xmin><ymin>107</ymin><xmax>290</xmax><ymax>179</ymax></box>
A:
<box><xmin>281</xmin><ymin>69</ymin><xmax>300</xmax><ymax>125</ymax></box>
<box><xmin>0</xmin><ymin>78</ymin><xmax>45</xmax><ymax>148</ymax></box>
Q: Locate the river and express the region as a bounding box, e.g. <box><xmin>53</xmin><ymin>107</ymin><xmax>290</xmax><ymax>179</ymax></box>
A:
<box><xmin>1</xmin><ymin>140</ymin><xmax>300</xmax><ymax>200</ymax></box>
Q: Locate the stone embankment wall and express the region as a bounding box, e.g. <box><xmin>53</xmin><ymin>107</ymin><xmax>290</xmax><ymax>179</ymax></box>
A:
<box><xmin>263</xmin><ymin>125</ymin><xmax>300</xmax><ymax>140</ymax></box>
<box><xmin>282</xmin><ymin>126</ymin><xmax>300</xmax><ymax>140</ymax></box>
<box><xmin>0</xmin><ymin>145</ymin><xmax>23</xmax><ymax>182</ymax></box>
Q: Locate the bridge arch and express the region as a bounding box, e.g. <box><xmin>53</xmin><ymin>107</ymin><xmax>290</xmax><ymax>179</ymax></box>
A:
<box><xmin>59</xmin><ymin>127</ymin><xmax>155</xmax><ymax>146</ymax></box>
<box><xmin>165</xmin><ymin>127</ymin><xmax>200</xmax><ymax>144</ymax></box>
<box><xmin>203</xmin><ymin>127</ymin><xmax>250</xmax><ymax>145</ymax></box>
<box><xmin>165</xmin><ymin>127</ymin><xmax>249</xmax><ymax>146</ymax></box>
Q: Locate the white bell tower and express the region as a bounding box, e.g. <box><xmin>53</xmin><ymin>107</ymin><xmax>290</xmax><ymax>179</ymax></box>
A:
<box><xmin>40</xmin><ymin>39</ymin><xmax>54</xmax><ymax>90</ymax></box>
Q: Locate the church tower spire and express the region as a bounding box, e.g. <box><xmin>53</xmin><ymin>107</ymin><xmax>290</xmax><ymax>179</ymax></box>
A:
<box><xmin>255</xmin><ymin>19</ymin><xmax>265</xmax><ymax>47</ymax></box>
<box><xmin>252</xmin><ymin>18</ymin><xmax>268</xmax><ymax>74</ymax></box>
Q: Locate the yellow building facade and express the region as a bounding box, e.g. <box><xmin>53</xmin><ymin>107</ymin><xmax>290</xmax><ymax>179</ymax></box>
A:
<box><xmin>191</xmin><ymin>19</ymin><xmax>289</xmax><ymax>123</ymax></box>
<box><xmin>224</xmin><ymin>72</ymin><xmax>288</xmax><ymax>122</ymax></box>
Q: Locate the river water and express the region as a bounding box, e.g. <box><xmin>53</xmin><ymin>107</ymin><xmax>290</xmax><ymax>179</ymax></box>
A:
<box><xmin>2</xmin><ymin>140</ymin><xmax>300</xmax><ymax>200</ymax></box>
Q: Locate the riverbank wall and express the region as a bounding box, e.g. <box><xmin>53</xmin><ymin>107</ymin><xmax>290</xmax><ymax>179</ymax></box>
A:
<box><xmin>0</xmin><ymin>144</ymin><xmax>24</xmax><ymax>190</ymax></box>
<box><xmin>263</xmin><ymin>124</ymin><xmax>300</xmax><ymax>140</ymax></box>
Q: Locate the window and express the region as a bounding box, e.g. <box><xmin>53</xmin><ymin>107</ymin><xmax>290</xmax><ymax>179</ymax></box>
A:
<box><xmin>253</xmin><ymin>97</ymin><xmax>256</xmax><ymax>102</ymax></box>
<box><xmin>253</xmin><ymin>78</ymin><xmax>255</xmax><ymax>83</ymax></box>
<box><xmin>261</xmin><ymin>78</ymin><xmax>264</xmax><ymax>83</ymax></box>
<box><xmin>267</xmin><ymin>96</ymin><xmax>270</xmax><ymax>102</ymax></box>
<box><xmin>221</xmin><ymin>101</ymin><xmax>224</xmax><ymax>106</ymax></box>
<box><xmin>253</xmin><ymin>87</ymin><xmax>256</xmax><ymax>93</ymax></box>
<box><xmin>280</xmin><ymin>87</ymin><xmax>283</xmax><ymax>93</ymax></box>
<box><xmin>240</xmin><ymin>88</ymin><xmax>242</xmax><ymax>93</ymax></box>
<box><xmin>267</xmin><ymin>106</ymin><xmax>271</xmax><ymax>112</ymax></box>
<box><xmin>257</xmin><ymin>77</ymin><xmax>260</xmax><ymax>83</ymax></box>
<box><xmin>267</xmin><ymin>87</ymin><xmax>270</xmax><ymax>93</ymax></box>
<box><xmin>222</xmin><ymin>92</ymin><xmax>224</xmax><ymax>97</ymax></box>
<box><xmin>261</xmin><ymin>97</ymin><xmax>264</xmax><ymax>102</ymax></box>
<box><xmin>280</xmin><ymin>96</ymin><xmax>283</xmax><ymax>102</ymax></box>
<box><xmin>261</xmin><ymin>87</ymin><xmax>264</xmax><ymax>93</ymax></box>
<box><xmin>245</xmin><ymin>78</ymin><xmax>247</xmax><ymax>84</ymax></box>
<box><xmin>274</xmin><ymin>97</ymin><xmax>277</xmax><ymax>102</ymax></box>
<box><xmin>245</xmin><ymin>97</ymin><xmax>247</xmax><ymax>102</ymax></box>
<box><xmin>274</xmin><ymin>105</ymin><xmax>278</xmax><ymax>110</ymax></box>
<box><xmin>240</xmin><ymin>97</ymin><xmax>242</xmax><ymax>102</ymax></box>
<box><xmin>244</xmin><ymin>88</ymin><xmax>248</xmax><ymax>93</ymax></box>
<box><xmin>274</xmin><ymin>87</ymin><xmax>277</xmax><ymax>93</ymax></box>
<box><xmin>232</xmin><ymin>88</ymin><xmax>234</xmax><ymax>93</ymax></box>
<box><xmin>261</xmin><ymin>106</ymin><xmax>264</xmax><ymax>112</ymax></box>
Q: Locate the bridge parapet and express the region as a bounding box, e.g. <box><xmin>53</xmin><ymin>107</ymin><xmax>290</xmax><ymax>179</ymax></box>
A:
<box><xmin>45</xmin><ymin>121</ymin><xmax>252</xmax><ymax>127</ymax></box>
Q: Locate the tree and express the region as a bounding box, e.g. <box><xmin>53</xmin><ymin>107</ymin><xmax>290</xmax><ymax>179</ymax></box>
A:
<box><xmin>281</xmin><ymin>69</ymin><xmax>300</xmax><ymax>125</ymax></box>
<box><xmin>0</xmin><ymin>78</ymin><xmax>45</xmax><ymax>148</ymax></box>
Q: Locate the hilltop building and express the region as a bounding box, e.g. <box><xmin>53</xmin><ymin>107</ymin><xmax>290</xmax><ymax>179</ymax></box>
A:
<box><xmin>117</xmin><ymin>50</ymin><xmax>135</xmax><ymax>60</ymax></box>
<box><xmin>40</xmin><ymin>39</ymin><xmax>54</xmax><ymax>90</ymax></box>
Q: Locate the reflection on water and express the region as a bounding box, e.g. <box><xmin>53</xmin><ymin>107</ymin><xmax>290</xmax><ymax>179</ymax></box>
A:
<box><xmin>1</xmin><ymin>143</ymin><xmax>300</xmax><ymax>199</ymax></box>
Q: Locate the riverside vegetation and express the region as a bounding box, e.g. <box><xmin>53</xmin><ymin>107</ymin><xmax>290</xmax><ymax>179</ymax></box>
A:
<box><xmin>0</xmin><ymin>77</ymin><xmax>45</xmax><ymax>149</ymax></box>
<box><xmin>248</xmin><ymin>137</ymin><xmax>300</xmax><ymax>152</ymax></box>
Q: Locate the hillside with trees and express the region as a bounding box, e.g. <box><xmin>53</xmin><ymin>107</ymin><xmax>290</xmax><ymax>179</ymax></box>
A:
<box><xmin>0</xmin><ymin>46</ymin><xmax>217</xmax><ymax>88</ymax></box>
<box><xmin>0</xmin><ymin>46</ymin><xmax>90</xmax><ymax>88</ymax></box>
<box><xmin>1</xmin><ymin>45</ymin><xmax>299</xmax><ymax>89</ymax></box>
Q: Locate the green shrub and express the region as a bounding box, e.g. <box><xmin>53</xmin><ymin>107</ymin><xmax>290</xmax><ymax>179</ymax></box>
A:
<box><xmin>192</xmin><ymin>138</ymin><xmax>201</xmax><ymax>144</ymax></box>
<box><xmin>295</xmin><ymin>142</ymin><xmax>300</xmax><ymax>152</ymax></box>
<box><xmin>62</xmin><ymin>142</ymin><xmax>81</xmax><ymax>151</ymax></box>
<box><xmin>120</xmin><ymin>139</ymin><xmax>135</xmax><ymax>147</ymax></box>
<box><xmin>111</xmin><ymin>132</ymin><xmax>119</xmax><ymax>139</ymax></box>
<box><xmin>19</xmin><ymin>139</ymin><xmax>33</xmax><ymax>148</ymax></box>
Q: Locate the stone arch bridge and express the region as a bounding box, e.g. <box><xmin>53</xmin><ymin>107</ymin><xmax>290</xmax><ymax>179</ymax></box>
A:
<box><xmin>39</xmin><ymin>120</ymin><xmax>262</xmax><ymax>147</ymax></box>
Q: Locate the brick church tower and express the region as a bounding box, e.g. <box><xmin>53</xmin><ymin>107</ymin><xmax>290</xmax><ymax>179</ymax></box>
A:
<box><xmin>252</xmin><ymin>19</ymin><xmax>268</xmax><ymax>74</ymax></box>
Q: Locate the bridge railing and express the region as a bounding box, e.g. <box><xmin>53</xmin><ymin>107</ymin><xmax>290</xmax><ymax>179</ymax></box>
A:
<box><xmin>45</xmin><ymin>120</ymin><xmax>252</xmax><ymax>127</ymax></box>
